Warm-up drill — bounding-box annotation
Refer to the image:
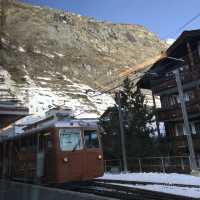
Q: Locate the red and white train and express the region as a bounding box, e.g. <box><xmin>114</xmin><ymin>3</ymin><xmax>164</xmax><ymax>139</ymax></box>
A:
<box><xmin>0</xmin><ymin>109</ymin><xmax>104</xmax><ymax>184</ymax></box>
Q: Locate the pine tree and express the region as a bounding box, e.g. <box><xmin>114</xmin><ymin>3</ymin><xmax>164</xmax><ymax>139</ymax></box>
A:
<box><xmin>100</xmin><ymin>77</ymin><xmax>156</xmax><ymax>159</ymax></box>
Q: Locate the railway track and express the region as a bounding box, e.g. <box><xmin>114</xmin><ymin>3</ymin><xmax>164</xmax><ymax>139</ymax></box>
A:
<box><xmin>96</xmin><ymin>178</ymin><xmax>200</xmax><ymax>189</ymax></box>
<box><xmin>62</xmin><ymin>181</ymin><xmax>199</xmax><ymax>200</ymax></box>
<box><xmin>9</xmin><ymin>178</ymin><xmax>200</xmax><ymax>199</ymax></box>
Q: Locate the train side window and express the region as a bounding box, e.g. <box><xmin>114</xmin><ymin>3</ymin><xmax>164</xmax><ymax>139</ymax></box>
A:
<box><xmin>84</xmin><ymin>130</ymin><xmax>99</xmax><ymax>149</ymax></box>
<box><xmin>45</xmin><ymin>133</ymin><xmax>53</xmax><ymax>150</ymax></box>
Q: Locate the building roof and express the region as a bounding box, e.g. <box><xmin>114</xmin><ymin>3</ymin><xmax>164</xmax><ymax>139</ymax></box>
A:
<box><xmin>137</xmin><ymin>57</ymin><xmax>181</xmax><ymax>89</ymax></box>
<box><xmin>138</xmin><ymin>29</ymin><xmax>200</xmax><ymax>89</ymax></box>
<box><xmin>167</xmin><ymin>29</ymin><xmax>200</xmax><ymax>56</ymax></box>
<box><xmin>0</xmin><ymin>117</ymin><xmax>98</xmax><ymax>141</ymax></box>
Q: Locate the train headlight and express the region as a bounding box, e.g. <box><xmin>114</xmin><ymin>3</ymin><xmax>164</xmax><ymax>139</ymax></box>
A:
<box><xmin>98</xmin><ymin>155</ymin><xmax>102</xmax><ymax>160</ymax></box>
<box><xmin>63</xmin><ymin>157</ymin><xmax>69</xmax><ymax>163</ymax></box>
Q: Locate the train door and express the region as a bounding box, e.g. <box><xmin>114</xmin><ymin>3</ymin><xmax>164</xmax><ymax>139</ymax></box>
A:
<box><xmin>36</xmin><ymin>132</ymin><xmax>54</xmax><ymax>182</ymax></box>
<box><xmin>59</xmin><ymin>128</ymin><xmax>84</xmax><ymax>181</ymax></box>
<box><xmin>83</xmin><ymin>130</ymin><xmax>104</xmax><ymax>179</ymax></box>
<box><xmin>43</xmin><ymin>132</ymin><xmax>54</xmax><ymax>182</ymax></box>
<box><xmin>36</xmin><ymin>134</ymin><xmax>45</xmax><ymax>179</ymax></box>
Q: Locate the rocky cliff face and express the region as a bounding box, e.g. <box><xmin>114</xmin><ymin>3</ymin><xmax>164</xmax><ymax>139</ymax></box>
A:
<box><xmin>0</xmin><ymin>2</ymin><xmax>166</xmax><ymax>117</ymax></box>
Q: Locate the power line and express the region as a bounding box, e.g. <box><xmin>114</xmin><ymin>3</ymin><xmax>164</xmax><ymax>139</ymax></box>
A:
<box><xmin>81</xmin><ymin>48</ymin><xmax>198</xmax><ymax>102</ymax></box>
<box><xmin>57</xmin><ymin>48</ymin><xmax>199</xmax><ymax>119</ymax></box>
<box><xmin>88</xmin><ymin>12</ymin><xmax>200</xmax><ymax>91</ymax></box>
<box><xmin>94</xmin><ymin>54</ymin><xmax>164</xmax><ymax>92</ymax></box>
<box><xmin>73</xmin><ymin>75</ymin><xmax>142</xmax><ymax>118</ymax></box>
<box><xmin>166</xmin><ymin>11</ymin><xmax>200</xmax><ymax>38</ymax></box>
<box><xmin>178</xmin><ymin>12</ymin><xmax>200</xmax><ymax>32</ymax></box>
<box><xmin>91</xmin><ymin>49</ymin><xmax>197</xmax><ymax>100</ymax></box>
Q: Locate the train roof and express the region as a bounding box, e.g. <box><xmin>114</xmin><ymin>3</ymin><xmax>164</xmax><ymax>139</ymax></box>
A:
<box><xmin>0</xmin><ymin>116</ymin><xmax>99</xmax><ymax>141</ymax></box>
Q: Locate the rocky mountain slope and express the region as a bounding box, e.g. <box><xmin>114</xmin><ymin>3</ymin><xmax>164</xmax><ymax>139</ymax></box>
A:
<box><xmin>0</xmin><ymin>1</ymin><xmax>166</xmax><ymax>117</ymax></box>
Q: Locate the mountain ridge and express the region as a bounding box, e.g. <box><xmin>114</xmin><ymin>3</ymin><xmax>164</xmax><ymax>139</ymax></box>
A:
<box><xmin>0</xmin><ymin>1</ymin><xmax>166</xmax><ymax>117</ymax></box>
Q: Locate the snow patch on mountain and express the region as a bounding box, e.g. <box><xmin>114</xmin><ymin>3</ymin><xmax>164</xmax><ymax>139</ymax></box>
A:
<box><xmin>0</xmin><ymin>66</ymin><xmax>115</xmax><ymax>118</ymax></box>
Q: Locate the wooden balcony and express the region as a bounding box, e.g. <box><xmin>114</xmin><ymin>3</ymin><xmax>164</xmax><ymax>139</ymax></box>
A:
<box><xmin>157</xmin><ymin>99</ymin><xmax>200</xmax><ymax>122</ymax></box>
<box><xmin>151</xmin><ymin>69</ymin><xmax>200</xmax><ymax>94</ymax></box>
<box><xmin>152</xmin><ymin>78</ymin><xmax>177</xmax><ymax>94</ymax></box>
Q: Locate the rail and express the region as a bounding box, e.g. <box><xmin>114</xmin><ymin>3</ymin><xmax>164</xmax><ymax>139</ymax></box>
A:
<box><xmin>96</xmin><ymin>178</ymin><xmax>200</xmax><ymax>189</ymax></box>
<box><xmin>2</xmin><ymin>178</ymin><xmax>199</xmax><ymax>200</ymax></box>
<box><xmin>66</xmin><ymin>181</ymin><xmax>198</xmax><ymax>200</ymax></box>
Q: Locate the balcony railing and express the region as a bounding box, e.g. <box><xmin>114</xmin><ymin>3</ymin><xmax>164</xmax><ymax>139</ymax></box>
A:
<box><xmin>157</xmin><ymin>98</ymin><xmax>200</xmax><ymax>121</ymax></box>
<box><xmin>151</xmin><ymin>68</ymin><xmax>200</xmax><ymax>94</ymax></box>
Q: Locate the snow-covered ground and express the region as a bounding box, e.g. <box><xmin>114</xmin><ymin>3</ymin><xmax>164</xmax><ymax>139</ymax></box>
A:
<box><xmin>115</xmin><ymin>183</ymin><xmax>200</xmax><ymax>198</ymax></box>
<box><xmin>100</xmin><ymin>172</ymin><xmax>200</xmax><ymax>185</ymax></box>
<box><xmin>99</xmin><ymin>173</ymin><xmax>200</xmax><ymax>198</ymax></box>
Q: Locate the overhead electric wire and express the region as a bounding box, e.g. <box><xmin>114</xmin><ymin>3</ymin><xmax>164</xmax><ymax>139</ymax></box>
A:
<box><xmin>89</xmin><ymin>10</ymin><xmax>200</xmax><ymax>90</ymax></box>
<box><xmin>73</xmin><ymin>75</ymin><xmax>142</xmax><ymax>118</ymax></box>
<box><xmin>73</xmin><ymin>47</ymin><xmax>199</xmax><ymax>118</ymax></box>
<box><xmin>85</xmin><ymin>48</ymin><xmax>198</xmax><ymax>99</ymax></box>
<box><xmin>94</xmin><ymin>13</ymin><xmax>200</xmax><ymax>91</ymax></box>
<box><xmin>178</xmin><ymin>12</ymin><xmax>200</xmax><ymax>32</ymax></box>
<box><xmin>94</xmin><ymin>54</ymin><xmax>164</xmax><ymax>92</ymax></box>
<box><xmin>99</xmin><ymin>44</ymin><xmax>198</xmax><ymax>94</ymax></box>
<box><xmin>166</xmin><ymin>11</ymin><xmax>200</xmax><ymax>38</ymax></box>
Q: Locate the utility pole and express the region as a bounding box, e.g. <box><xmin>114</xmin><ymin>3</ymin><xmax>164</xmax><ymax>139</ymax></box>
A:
<box><xmin>117</xmin><ymin>91</ymin><xmax>128</xmax><ymax>173</ymax></box>
<box><xmin>173</xmin><ymin>69</ymin><xmax>198</xmax><ymax>172</ymax></box>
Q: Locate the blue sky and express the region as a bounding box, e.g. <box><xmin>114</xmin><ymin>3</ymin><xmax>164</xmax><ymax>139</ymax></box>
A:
<box><xmin>22</xmin><ymin>0</ymin><xmax>200</xmax><ymax>40</ymax></box>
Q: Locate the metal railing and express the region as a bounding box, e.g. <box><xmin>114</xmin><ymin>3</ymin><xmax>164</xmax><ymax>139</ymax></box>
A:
<box><xmin>104</xmin><ymin>155</ymin><xmax>200</xmax><ymax>173</ymax></box>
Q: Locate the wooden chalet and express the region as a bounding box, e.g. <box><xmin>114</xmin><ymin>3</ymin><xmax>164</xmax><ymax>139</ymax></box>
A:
<box><xmin>138</xmin><ymin>29</ymin><xmax>200</xmax><ymax>160</ymax></box>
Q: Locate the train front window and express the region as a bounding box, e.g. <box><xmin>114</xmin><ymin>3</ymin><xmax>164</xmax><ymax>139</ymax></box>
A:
<box><xmin>84</xmin><ymin>130</ymin><xmax>99</xmax><ymax>149</ymax></box>
<box><xmin>59</xmin><ymin>129</ymin><xmax>82</xmax><ymax>151</ymax></box>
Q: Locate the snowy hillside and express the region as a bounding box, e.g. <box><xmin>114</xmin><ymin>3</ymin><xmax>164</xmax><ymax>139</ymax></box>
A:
<box><xmin>0</xmin><ymin>65</ymin><xmax>115</xmax><ymax>118</ymax></box>
<box><xmin>0</xmin><ymin>2</ymin><xmax>165</xmax><ymax>119</ymax></box>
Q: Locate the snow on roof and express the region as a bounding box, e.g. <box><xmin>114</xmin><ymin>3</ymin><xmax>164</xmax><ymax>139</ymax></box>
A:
<box><xmin>0</xmin><ymin>115</ymin><xmax>98</xmax><ymax>140</ymax></box>
<box><xmin>55</xmin><ymin>118</ymin><xmax>98</xmax><ymax>128</ymax></box>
